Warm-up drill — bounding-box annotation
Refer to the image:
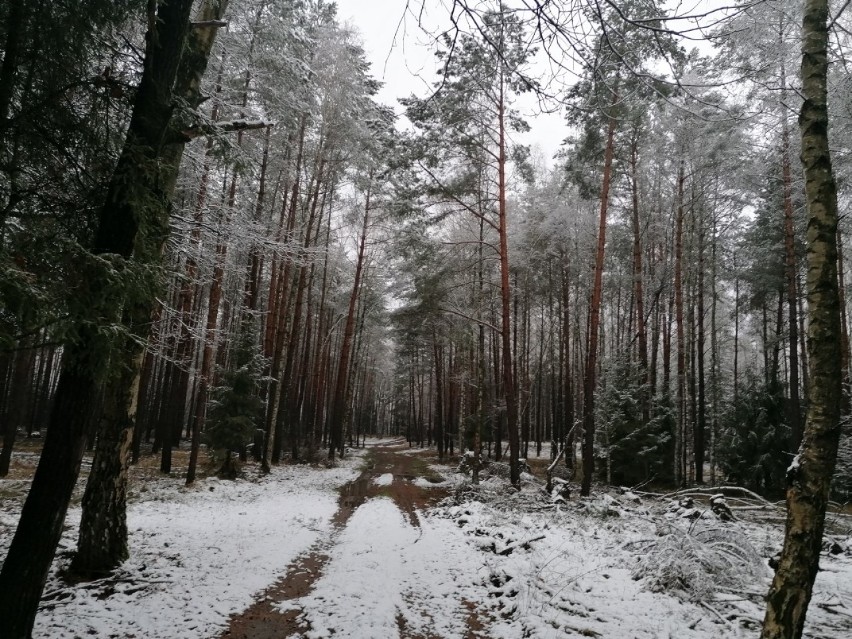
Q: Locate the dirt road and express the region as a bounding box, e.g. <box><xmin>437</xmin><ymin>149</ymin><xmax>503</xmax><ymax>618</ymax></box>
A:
<box><xmin>218</xmin><ymin>439</ymin><xmax>475</xmax><ymax>639</ymax></box>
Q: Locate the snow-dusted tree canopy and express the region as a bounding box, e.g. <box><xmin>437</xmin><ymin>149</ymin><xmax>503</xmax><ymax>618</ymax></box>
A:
<box><xmin>1</xmin><ymin>0</ymin><xmax>851</xmax><ymax>637</ymax></box>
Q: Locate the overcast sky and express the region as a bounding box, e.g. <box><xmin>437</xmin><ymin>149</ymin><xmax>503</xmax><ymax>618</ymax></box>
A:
<box><xmin>333</xmin><ymin>0</ymin><xmax>568</xmax><ymax>164</ymax></box>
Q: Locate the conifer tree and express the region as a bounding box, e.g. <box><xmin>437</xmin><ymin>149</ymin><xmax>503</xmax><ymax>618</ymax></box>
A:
<box><xmin>206</xmin><ymin>317</ymin><xmax>265</xmax><ymax>478</ymax></box>
<box><xmin>0</xmin><ymin>2</ymin><xmax>197</xmax><ymax>633</ymax></box>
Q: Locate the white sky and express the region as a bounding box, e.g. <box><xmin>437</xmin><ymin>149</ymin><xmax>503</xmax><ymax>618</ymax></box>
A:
<box><xmin>333</xmin><ymin>0</ymin><xmax>568</xmax><ymax>164</ymax></box>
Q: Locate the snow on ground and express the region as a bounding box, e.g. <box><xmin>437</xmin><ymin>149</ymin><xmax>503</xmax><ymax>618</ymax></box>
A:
<box><xmin>427</xmin><ymin>484</ymin><xmax>852</xmax><ymax>639</ymax></box>
<box><xmin>433</xmin><ymin>498</ymin><xmax>727</xmax><ymax>638</ymax></box>
<box><xmin>3</xmin><ymin>441</ymin><xmax>852</xmax><ymax>639</ymax></box>
<box><xmin>279</xmin><ymin>462</ymin><xmax>852</xmax><ymax>638</ymax></box>
<box><xmin>373</xmin><ymin>473</ymin><xmax>394</xmax><ymax>486</ymax></box>
<box><xmin>1</xmin><ymin>454</ymin><xmax>362</xmax><ymax>639</ymax></box>
<box><xmin>286</xmin><ymin>497</ymin><xmax>481</xmax><ymax>638</ymax></box>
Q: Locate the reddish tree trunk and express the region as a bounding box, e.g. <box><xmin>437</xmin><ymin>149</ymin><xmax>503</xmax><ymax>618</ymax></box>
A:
<box><xmin>630</xmin><ymin>132</ymin><xmax>649</xmax><ymax>424</ymax></box>
<box><xmin>328</xmin><ymin>175</ymin><xmax>372</xmax><ymax>460</ymax></box>
<box><xmin>581</xmin><ymin>105</ymin><xmax>617</xmax><ymax>497</ymax></box>
<box><xmin>674</xmin><ymin>162</ymin><xmax>686</xmax><ymax>485</ymax></box>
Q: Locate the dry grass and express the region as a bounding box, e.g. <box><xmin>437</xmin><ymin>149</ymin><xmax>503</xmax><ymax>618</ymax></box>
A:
<box><xmin>0</xmin><ymin>440</ymin><xmax>224</xmax><ymax>505</ymax></box>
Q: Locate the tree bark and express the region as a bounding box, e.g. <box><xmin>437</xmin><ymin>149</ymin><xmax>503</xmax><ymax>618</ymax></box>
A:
<box><xmin>433</xmin><ymin>332</ymin><xmax>445</xmax><ymax>460</ymax></box>
<box><xmin>761</xmin><ymin>0</ymin><xmax>843</xmax><ymax>634</ymax></box>
<box><xmin>838</xmin><ymin>229</ymin><xmax>850</xmax><ymax>413</ymax></box>
<box><xmin>0</xmin><ymin>0</ymin><xmax>25</xmax><ymax>129</ymax></box>
<box><xmin>0</xmin><ymin>1</ymin><xmax>196</xmax><ymax>634</ymax></box>
<box><xmin>776</xmin><ymin>15</ymin><xmax>804</xmax><ymax>451</ymax></box>
<box><xmin>77</xmin><ymin>0</ymin><xmax>228</xmax><ymax>571</ymax></box>
<box><xmin>279</xmin><ymin>155</ymin><xmax>328</xmax><ymax>461</ymax></box>
<box><xmin>581</xmin><ymin>101</ymin><xmax>617</xmax><ymax>497</ymax></box>
<box><xmin>696</xmin><ymin>204</ymin><xmax>706</xmax><ymax>483</ymax></box>
<box><xmin>629</xmin><ymin>130</ymin><xmax>649</xmax><ymax>425</ymax></box>
<box><xmin>328</xmin><ymin>175</ymin><xmax>372</xmax><ymax>460</ymax></box>
<box><xmin>497</xmin><ymin>64</ymin><xmax>520</xmax><ymax>489</ymax></box>
<box><xmin>71</xmin><ymin>347</ymin><xmax>139</xmax><ymax>576</ymax></box>
<box><xmin>674</xmin><ymin>162</ymin><xmax>686</xmax><ymax>486</ymax></box>
<box><xmin>262</xmin><ymin>116</ymin><xmax>307</xmax><ymax>469</ymax></box>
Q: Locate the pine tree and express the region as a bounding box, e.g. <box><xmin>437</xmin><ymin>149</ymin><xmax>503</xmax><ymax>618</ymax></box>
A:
<box><xmin>206</xmin><ymin>318</ymin><xmax>265</xmax><ymax>478</ymax></box>
<box><xmin>0</xmin><ymin>2</ymin><xmax>197</xmax><ymax>634</ymax></box>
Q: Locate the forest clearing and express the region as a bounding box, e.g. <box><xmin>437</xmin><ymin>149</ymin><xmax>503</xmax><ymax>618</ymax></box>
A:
<box><xmin>2</xmin><ymin>438</ymin><xmax>852</xmax><ymax>638</ymax></box>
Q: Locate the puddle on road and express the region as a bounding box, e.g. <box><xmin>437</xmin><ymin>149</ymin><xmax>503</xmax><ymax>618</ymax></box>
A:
<box><xmin>338</xmin><ymin>475</ymin><xmax>370</xmax><ymax>508</ymax></box>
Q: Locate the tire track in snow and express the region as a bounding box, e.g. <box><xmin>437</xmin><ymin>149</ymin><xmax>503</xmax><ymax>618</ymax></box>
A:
<box><xmin>218</xmin><ymin>442</ymin><xmax>468</xmax><ymax>639</ymax></box>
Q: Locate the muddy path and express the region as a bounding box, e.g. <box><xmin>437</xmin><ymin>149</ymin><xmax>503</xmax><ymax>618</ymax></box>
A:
<box><xmin>218</xmin><ymin>440</ymin><xmax>454</xmax><ymax>639</ymax></box>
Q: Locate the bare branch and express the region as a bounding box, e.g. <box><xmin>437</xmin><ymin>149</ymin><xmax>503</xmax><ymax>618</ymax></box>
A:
<box><xmin>169</xmin><ymin>119</ymin><xmax>273</xmax><ymax>143</ymax></box>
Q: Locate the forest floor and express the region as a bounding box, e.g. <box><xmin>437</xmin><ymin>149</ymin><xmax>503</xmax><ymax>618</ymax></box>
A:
<box><xmin>2</xmin><ymin>438</ymin><xmax>852</xmax><ymax>638</ymax></box>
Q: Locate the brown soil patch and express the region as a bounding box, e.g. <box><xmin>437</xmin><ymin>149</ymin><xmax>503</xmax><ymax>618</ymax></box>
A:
<box><xmin>217</xmin><ymin>440</ymin><xmax>454</xmax><ymax>639</ymax></box>
<box><xmin>396</xmin><ymin>611</ymin><xmax>442</xmax><ymax>639</ymax></box>
<box><xmin>1</xmin><ymin>439</ymin><xmax>45</xmax><ymax>482</ymax></box>
<box><xmin>363</xmin><ymin>444</ymin><xmax>450</xmax><ymax>525</ymax></box>
<box><xmin>219</xmin><ymin>546</ymin><xmax>328</xmax><ymax>639</ymax></box>
<box><xmin>462</xmin><ymin>599</ymin><xmax>491</xmax><ymax>639</ymax></box>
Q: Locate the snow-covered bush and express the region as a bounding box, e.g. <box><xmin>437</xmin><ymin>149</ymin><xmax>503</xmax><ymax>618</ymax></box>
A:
<box><xmin>630</xmin><ymin>524</ymin><xmax>766</xmax><ymax>601</ymax></box>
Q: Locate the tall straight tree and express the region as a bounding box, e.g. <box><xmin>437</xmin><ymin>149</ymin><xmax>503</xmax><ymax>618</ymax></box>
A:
<box><xmin>71</xmin><ymin>0</ymin><xmax>230</xmax><ymax>576</ymax></box>
<box><xmin>761</xmin><ymin>0</ymin><xmax>843</xmax><ymax>635</ymax></box>
<box><xmin>0</xmin><ymin>1</ymin><xmax>196</xmax><ymax>634</ymax></box>
<box><xmin>403</xmin><ymin>2</ymin><xmax>532</xmax><ymax>487</ymax></box>
<box><xmin>567</xmin><ymin>0</ymin><xmax>682</xmax><ymax>495</ymax></box>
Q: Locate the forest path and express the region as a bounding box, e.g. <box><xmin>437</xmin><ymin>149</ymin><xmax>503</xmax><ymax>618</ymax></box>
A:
<box><xmin>218</xmin><ymin>440</ymin><xmax>484</xmax><ymax>639</ymax></box>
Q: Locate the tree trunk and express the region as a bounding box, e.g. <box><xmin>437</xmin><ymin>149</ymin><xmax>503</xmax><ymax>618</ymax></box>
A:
<box><xmin>734</xmin><ymin>257</ymin><xmax>740</xmax><ymax>405</ymax></box>
<box><xmin>262</xmin><ymin>116</ymin><xmax>307</xmax><ymax>469</ymax></box>
<box><xmin>561</xmin><ymin>263</ymin><xmax>574</xmax><ymax>470</ymax></box>
<box><xmin>838</xmin><ymin>229</ymin><xmax>850</xmax><ymax>413</ymax></box>
<box><xmin>184</xmin><ymin>41</ymin><xmax>228</xmax><ymax>484</ymax></box>
<box><xmin>696</xmin><ymin>205</ymin><xmax>706</xmax><ymax>484</ymax></box>
<box><xmin>328</xmin><ymin>175</ymin><xmax>372</xmax><ymax>460</ymax></box>
<box><xmin>780</xmin><ymin>20</ymin><xmax>804</xmax><ymax>452</ymax></box>
<box><xmin>710</xmin><ymin>205</ymin><xmax>720</xmax><ymax>483</ymax></box>
<box><xmin>761</xmin><ymin>0</ymin><xmax>843</xmax><ymax>634</ymax></box>
<box><xmin>75</xmin><ymin>0</ymin><xmax>227</xmax><ymax>572</ymax></box>
<box><xmin>0</xmin><ymin>2</ymin><xmax>196</xmax><ymax>634</ymax></box>
<box><xmin>474</xmin><ymin>216</ymin><xmax>487</xmax><ymax>483</ymax></box>
<box><xmin>496</xmin><ymin>64</ymin><xmax>520</xmax><ymax>489</ymax></box>
<box><xmin>279</xmin><ymin>155</ymin><xmax>328</xmax><ymax>461</ymax></box>
<box><xmin>0</xmin><ymin>0</ymin><xmax>25</xmax><ymax>128</ymax></box>
<box><xmin>71</xmin><ymin>350</ymin><xmax>139</xmax><ymax>576</ymax></box>
<box><xmin>0</xmin><ymin>344</ymin><xmax>33</xmax><ymax>476</ymax></box>
<box><xmin>433</xmin><ymin>332</ymin><xmax>445</xmax><ymax>460</ymax></box>
<box><xmin>630</xmin><ymin>130</ymin><xmax>649</xmax><ymax>425</ymax></box>
<box><xmin>581</xmin><ymin>99</ymin><xmax>617</xmax><ymax>497</ymax></box>
<box><xmin>674</xmin><ymin>162</ymin><xmax>686</xmax><ymax>486</ymax></box>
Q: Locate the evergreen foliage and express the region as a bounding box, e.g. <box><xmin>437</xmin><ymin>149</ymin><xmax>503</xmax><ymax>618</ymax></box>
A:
<box><xmin>205</xmin><ymin>319</ymin><xmax>266</xmax><ymax>478</ymax></box>
<box><xmin>718</xmin><ymin>374</ymin><xmax>790</xmax><ymax>495</ymax></box>
<box><xmin>596</xmin><ymin>357</ymin><xmax>674</xmax><ymax>486</ymax></box>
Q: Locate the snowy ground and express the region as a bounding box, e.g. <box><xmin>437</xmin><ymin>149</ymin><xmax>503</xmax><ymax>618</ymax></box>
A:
<box><xmin>2</xmin><ymin>440</ymin><xmax>852</xmax><ymax>638</ymax></box>
<box><xmin>0</xmin><ymin>451</ymin><xmax>363</xmax><ymax>638</ymax></box>
<box><xmin>280</xmin><ymin>461</ymin><xmax>852</xmax><ymax>639</ymax></box>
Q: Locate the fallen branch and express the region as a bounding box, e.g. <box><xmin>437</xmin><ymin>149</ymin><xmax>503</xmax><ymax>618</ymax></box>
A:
<box><xmin>817</xmin><ymin>601</ymin><xmax>852</xmax><ymax>618</ymax></box>
<box><xmin>662</xmin><ymin>486</ymin><xmax>780</xmax><ymax>510</ymax></box>
<box><xmin>496</xmin><ymin>534</ymin><xmax>546</xmax><ymax>556</ymax></box>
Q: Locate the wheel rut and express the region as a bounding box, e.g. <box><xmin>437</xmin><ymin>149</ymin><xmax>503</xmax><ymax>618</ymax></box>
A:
<box><xmin>217</xmin><ymin>441</ymin><xmax>450</xmax><ymax>638</ymax></box>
